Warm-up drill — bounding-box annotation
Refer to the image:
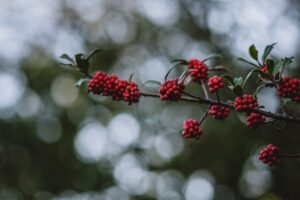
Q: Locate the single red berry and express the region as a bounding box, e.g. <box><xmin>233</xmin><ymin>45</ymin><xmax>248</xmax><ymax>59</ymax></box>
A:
<box><xmin>188</xmin><ymin>59</ymin><xmax>209</xmax><ymax>84</ymax></box>
<box><xmin>122</xmin><ymin>81</ymin><xmax>141</xmax><ymax>105</ymax></box>
<box><xmin>181</xmin><ymin>119</ymin><xmax>202</xmax><ymax>140</ymax></box>
<box><xmin>246</xmin><ymin>113</ymin><xmax>266</xmax><ymax>129</ymax></box>
<box><xmin>208</xmin><ymin>76</ymin><xmax>224</xmax><ymax>93</ymax></box>
<box><xmin>159</xmin><ymin>79</ymin><xmax>185</xmax><ymax>101</ymax></box>
<box><xmin>234</xmin><ymin>94</ymin><xmax>258</xmax><ymax>112</ymax></box>
<box><xmin>88</xmin><ymin>71</ymin><xmax>108</xmax><ymax>94</ymax></box>
<box><xmin>277</xmin><ymin>76</ymin><xmax>300</xmax><ymax>103</ymax></box>
<box><xmin>258</xmin><ymin>144</ymin><xmax>280</xmax><ymax>166</ymax></box>
<box><xmin>208</xmin><ymin>105</ymin><xmax>230</xmax><ymax>120</ymax></box>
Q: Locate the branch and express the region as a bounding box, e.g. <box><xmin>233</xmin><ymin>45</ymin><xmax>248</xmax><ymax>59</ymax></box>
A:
<box><xmin>140</xmin><ymin>92</ymin><xmax>300</xmax><ymax>123</ymax></box>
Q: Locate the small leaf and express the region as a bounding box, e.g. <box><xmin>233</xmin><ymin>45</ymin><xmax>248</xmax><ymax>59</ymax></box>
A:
<box><xmin>249</xmin><ymin>44</ymin><xmax>258</xmax><ymax>61</ymax></box>
<box><xmin>60</xmin><ymin>54</ymin><xmax>75</xmax><ymax>64</ymax></box>
<box><xmin>221</xmin><ymin>74</ymin><xmax>235</xmax><ymax>86</ymax></box>
<box><xmin>202</xmin><ymin>54</ymin><xmax>222</xmax><ymax>62</ymax></box>
<box><xmin>142</xmin><ymin>80</ymin><xmax>162</xmax><ymax>86</ymax></box>
<box><xmin>75</xmin><ymin>78</ymin><xmax>89</xmax><ymax>88</ymax></box>
<box><xmin>234</xmin><ymin>77</ymin><xmax>243</xmax><ymax>86</ymax></box>
<box><xmin>165</xmin><ymin>61</ymin><xmax>187</xmax><ymax>81</ymax></box>
<box><xmin>236</xmin><ymin>57</ymin><xmax>259</xmax><ymax>68</ymax></box>
<box><xmin>266</xmin><ymin>59</ymin><xmax>275</xmax><ymax>76</ymax></box>
<box><xmin>171</xmin><ymin>59</ymin><xmax>188</xmax><ymax>65</ymax></box>
<box><xmin>242</xmin><ymin>69</ymin><xmax>256</xmax><ymax>88</ymax></box>
<box><xmin>262</xmin><ymin>43</ymin><xmax>277</xmax><ymax>62</ymax></box>
<box><xmin>208</xmin><ymin>66</ymin><xmax>228</xmax><ymax>72</ymax></box>
<box><xmin>233</xmin><ymin>85</ymin><xmax>243</xmax><ymax>96</ymax></box>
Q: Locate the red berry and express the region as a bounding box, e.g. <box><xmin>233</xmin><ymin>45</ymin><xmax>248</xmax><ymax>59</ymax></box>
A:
<box><xmin>234</xmin><ymin>94</ymin><xmax>258</xmax><ymax>112</ymax></box>
<box><xmin>181</xmin><ymin>119</ymin><xmax>202</xmax><ymax>140</ymax></box>
<box><xmin>208</xmin><ymin>105</ymin><xmax>230</xmax><ymax>120</ymax></box>
<box><xmin>159</xmin><ymin>79</ymin><xmax>185</xmax><ymax>101</ymax></box>
<box><xmin>188</xmin><ymin>59</ymin><xmax>208</xmax><ymax>84</ymax></box>
<box><xmin>208</xmin><ymin>76</ymin><xmax>224</xmax><ymax>93</ymax></box>
<box><xmin>277</xmin><ymin>76</ymin><xmax>300</xmax><ymax>103</ymax></box>
<box><xmin>258</xmin><ymin>144</ymin><xmax>280</xmax><ymax>166</ymax></box>
<box><xmin>246</xmin><ymin>113</ymin><xmax>266</xmax><ymax>129</ymax></box>
<box><xmin>88</xmin><ymin>71</ymin><xmax>108</xmax><ymax>94</ymax></box>
<box><xmin>122</xmin><ymin>81</ymin><xmax>141</xmax><ymax>105</ymax></box>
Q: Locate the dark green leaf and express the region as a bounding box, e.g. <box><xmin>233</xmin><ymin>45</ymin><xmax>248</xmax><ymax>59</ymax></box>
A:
<box><xmin>233</xmin><ymin>85</ymin><xmax>243</xmax><ymax>96</ymax></box>
<box><xmin>236</xmin><ymin>57</ymin><xmax>259</xmax><ymax>68</ymax></box>
<box><xmin>208</xmin><ymin>66</ymin><xmax>228</xmax><ymax>72</ymax></box>
<box><xmin>266</xmin><ymin>59</ymin><xmax>275</xmax><ymax>76</ymax></box>
<box><xmin>171</xmin><ymin>59</ymin><xmax>188</xmax><ymax>65</ymax></box>
<box><xmin>60</xmin><ymin>54</ymin><xmax>75</xmax><ymax>64</ymax></box>
<box><xmin>221</xmin><ymin>74</ymin><xmax>235</xmax><ymax>86</ymax></box>
<box><xmin>234</xmin><ymin>77</ymin><xmax>243</xmax><ymax>86</ymax></box>
<box><xmin>86</xmin><ymin>49</ymin><xmax>102</xmax><ymax>60</ymax></box>
<box><xmin>75</xmin><ymin>78</ymin><xmax>89</xmax><ymax>88</ymax></box>
<box><xmin>142</xmin><ymin>80</ymin><xmax>162</xmax><ymax>86</ymax></box>
<box><xmin>249</xmin><ymin>44</ymin><xmax>258</xmax><ymax>60</ymax></box>
<box><xmin>202</xmin><ymin>54</ymin><xmax>222</xmax><ymax>62</ymax></box>
<box><xmin>273</xmin><ymin>60</ymin><xmax>282</xmax><ymax>76</ymax></box>
<box><xmin>165</xmin><ymin>61</ymin><xmax>187</xmax><ymax>81</ymax></box>
<box><xmin>242</xmin><ymin>69</ymin><xmax>257</xmax><ymax>88</ymax></box>
<box><xmin>262</xmin><ymin>43</ymin><xmax>277</xmax><ymax>62</ymax></box>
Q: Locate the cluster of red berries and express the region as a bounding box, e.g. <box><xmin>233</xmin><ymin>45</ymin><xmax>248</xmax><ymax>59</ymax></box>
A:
<box><xmin>277</xmin><ymin>76</ymin><xmax>300</xmax><ymax>102</ymax></box>
<box><xmin>208</xmin><ymin>76</ymin><xmax>224</xmax><ymax>93</ymax></box>
<box><xmin>181</xmin><ymin>119</ymin><xmax>202</xmax><ymax>140</ymax></box>
<box><xmin>88</xmin><ymin>71</ymin><xmax>140</xmax><ymax>105</ymax></box>
<box><xmin>234</xmin><ymin>94</ymin><xmax>258</xmax><ymax>112</ymax></box>
<box><xmin>208</xmin><ymin>105</ymin><xmax>230</xmax><ymax>120</ymax></box>
<box><xmin>188</xmin><ymin>59</ymin><xmax>208</xmax><ymax>84</ymax></box>
<box><xmin>258</xmin><ymin>64</ymin><xmax>269</xmax><ymax>80</ymax></box>
<box><xmin>159</xmin><ymin>79</ymin><xmax>185</xmax><ymax>101</ymax></box>
<box><xmin>258</xmin><ymin>144</ymin><xmax>280</xmax><ymax>166</ymax></box>
<box><xmin>246</xmin><ymin>113</ymin><xmax>266</xmax><ymax>129</ymax></box>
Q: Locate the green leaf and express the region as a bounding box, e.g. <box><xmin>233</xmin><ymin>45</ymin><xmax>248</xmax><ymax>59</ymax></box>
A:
<box><xmin>202</xmin><ymin>54</ymin><xmax>222</xmax><ymax>62</ymax></box>
<box><xmin>234</xmin><ymin>77</ymin><xmax>243</xmax><ymax>86</ymax></box>
<box><xmin>262</xmin><ymin>43</ymin><xmax>277</xmax><ymax>62</ymax></box>
<box><xmin>273</xmin><ymin>60</ymin><xmax>282</xmax><ymax>76</ymax></box>
<box><xmin>208</xmin><ymin>66</ymin><xmax>228</xmax><ymax>72</ymax></box>
<box><xmin>75</xmin><ymin>78</ymin><xmax>89</xmax><ymax>88</ymax></box>
<box><xmin>142</xmin><ymin>80</ymin><xmax>162</xmax><ymax>86</ymax></box>
<box><xmin>165</xmin><ymin>61</ymin><xmax>187</xmax><ymax>81</ymax></box>
<box><xmin>242</xmin><ymin>69</ymin><xmax>256</xmax><ymax>88</ymax></box>
<box><xmin>60</xmin><ymin>63</ymin><xmax>75</xmax><ymax>68</ymax></box>
<box><xmin>60</xmin><ymin>54</ymin><xmax>75</xmax><ymax>64</ymax></box>
<box><xmin>86</xmin><ymin>49</ymin><xmax>102</xmax><ymax>60</ymax></box>
<box><xmin>236</xmin><ymin>57</ymin><xmax>259</xmax><ymax>68</ymax></box>
<box><xmin>233</xmin><ymin>85</ymin><xmax>243</xmax><ymax>96</ymax></box>
<box><xmin>253</xmin><ymin>85</ymin><xmax>265</xmax><ymax>97</ymax></box>
<box><xmin>221</xmin><ymin>74</ymin><xmax>235</xmax><ymax>86</ymax></box>
<box><xmin>265</xmin><ymin>59</ymin><xmax>275</xmax><ymax>79</ymax></box>
<box><xmin>249</xmin><ymin>44</ymin><xmax>258</xmax><ymax>61</ymax></box>
<box><xmin>171</xmin><ymin>59</ymin><xmax>188</xmax><ymax>65</ymax></box>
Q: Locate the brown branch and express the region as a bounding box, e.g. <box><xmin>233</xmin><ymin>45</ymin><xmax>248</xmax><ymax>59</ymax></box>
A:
<box><xmin>140</xmin><ymin>92</ymin><xmax>300</xmax><ymax>123</ymax></box>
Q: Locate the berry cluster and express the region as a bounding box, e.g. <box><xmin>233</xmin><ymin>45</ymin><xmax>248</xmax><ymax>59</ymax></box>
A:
<box><xmin>188</xmin><ymin>59</ymin><xmax>209</xmax><ymax>84</ymax></box>
<box><xmin>234</xmin><ymin>94</ymin><xmax>258</xmax><ymax>112</ymax></box>
<box><xmin>88</xmin><ymin>71</ymin><xmax>141</xmax><ymax>105</ymax></box>
<box><xmin>258</xmin><ymin>144</ymin><xmax>280</xmax><ymax>166</ymax></box>
<box><xmin>258</xmin><ymin>64</ymin><xmax>269</xmax><ymax>80</ymax></box>
<box><xmin>208</xmin><ymin>105</ymin><xmax>230</xmax><ymax>120</ymax></box>
<box><xmin>182</xmin><ymin>119</ymin><xmax>202</xmax><ymax>140</ymax></box>
<box><xmin>277</xmin><ymin>76</ymin><xmax>300</xmax><ymax>102</ymax></box>
<box><xmin>159</xmin><ymin>79</ymin><xmax>185</xmax><ymax>101</ymax></box>
<box><xmin>246</xmin><ymin>113</ymin><xmax>266</xmax><ymax>129</ymax></box>
<box><xmin>208</xmin><ymin>76</ymin><xmax>224</xmax><ymax>93</ymax></box>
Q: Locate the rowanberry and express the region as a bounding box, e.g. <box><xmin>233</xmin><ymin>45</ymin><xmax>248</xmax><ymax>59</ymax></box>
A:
<box><xmin>246</xmin><ymin>113</ymin><xmax>266</xmax><ymax>129</ymax></box>
<box><xmin>277</xmin><ymin>76</ymin><xmax>300</xmax><ymax>102</ymax></box>
<box><xmin>88</xmin><ymin>71</ymin><xmax>108</xmax><ymax>94</ymax></box>
<box><xmin>258</xmin><ymin>144</ymin><xmax>280</xmax><ymax>166</ymax></box>
<box><xmin>159</xmin><ymin>79</ymin><xmax>185</xmax><ymax>101</ymax></box>
<box><xmin>188</xmin><ymin>59</ymin><xmax>209</xmax><ymax>84</ymax></box>
<box><xmin>208</xmin><ymin>105</ymin><xmax>230</xmax><ymax>119</ymax></box>
<box><xmin>181</xmin><ymin>119</ymin><xmax>202</xmax><ymax>140</ymax></box>
<box><xmin>208</xmin><ymin>76</ymin><xmax>224</xmax><ymax>93</ymax></box>
<box><xmin>234</xmin><ymin>94</ymin><xmax>258</xmax><ymax>112</ymax></box>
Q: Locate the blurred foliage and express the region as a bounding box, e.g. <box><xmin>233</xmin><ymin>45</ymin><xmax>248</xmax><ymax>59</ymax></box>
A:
<box><xmin>1</xmin><ymin>0</ymin><xmax>300</xmax><ymax>200</ymax></box>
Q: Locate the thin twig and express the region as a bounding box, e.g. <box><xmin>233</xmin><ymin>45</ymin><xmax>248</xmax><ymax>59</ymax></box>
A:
<box><xmin>199</xmin><ymin>106</ymin><xmax>211</xmax><ymax>125</ymax></box>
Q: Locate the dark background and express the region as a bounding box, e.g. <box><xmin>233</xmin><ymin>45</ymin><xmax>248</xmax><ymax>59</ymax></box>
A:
<box><xmin>1</xmin><ymin>0</ymin><xmax>300</xmax><ymax>199</ymax></box>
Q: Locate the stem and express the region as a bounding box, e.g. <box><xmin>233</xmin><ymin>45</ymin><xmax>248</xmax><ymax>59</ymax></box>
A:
<box><xmin>199</xmin><ymin>106</ymin><xmax>210</xmax><ymax>125</ymax></box>
<box><xmin>140</xmin><ymin>92</ymin><xmax>300</xmax><ymax>123</ymax></box>
<box><xmin>280</xmin><ymin>154</ymin><xmax>300</xmax><ymax>158</ymax></box>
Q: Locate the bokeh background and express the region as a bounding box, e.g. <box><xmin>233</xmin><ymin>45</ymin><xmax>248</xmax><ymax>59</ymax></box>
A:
<box><xmin>1</xmin><ymin>0</ymin><xmax>300</xmax><ymax>199</ymax></box>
